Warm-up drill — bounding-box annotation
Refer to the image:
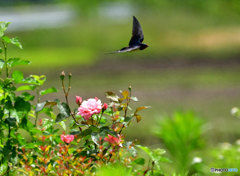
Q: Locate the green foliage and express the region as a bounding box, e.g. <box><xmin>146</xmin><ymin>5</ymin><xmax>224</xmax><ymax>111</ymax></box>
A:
<box><xmin>154</xmin><ymin>111</ymin><xmax>207</xmax><ymax>174</ymax></box>
<box><xmin>0</xmin><ymin>22</ymin><xmax>58</xmax><ymax>175</ymax></box>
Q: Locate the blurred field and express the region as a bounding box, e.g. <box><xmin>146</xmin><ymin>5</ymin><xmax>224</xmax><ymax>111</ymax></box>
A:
<box><xmin>2</xmin><ymin>0</ymin><xmax>240</xmax><ymax>155</ymax></box>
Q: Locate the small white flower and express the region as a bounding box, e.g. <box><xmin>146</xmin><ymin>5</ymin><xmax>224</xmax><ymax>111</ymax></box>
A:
<box><xmin>231</xmin><ymin>107</ymin><xmax>239</xmax><ymax>116</ymax></box>
<box><xmin>192</xmin><ymin>157</ymin><xmax>202</xmax><ymax>164</ymax></box>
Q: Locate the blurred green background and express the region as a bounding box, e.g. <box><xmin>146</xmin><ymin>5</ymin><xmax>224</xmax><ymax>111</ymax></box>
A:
<box><xmin>1</xmin><ymin>0</ymin><xmax>240</xmax><ymax>173</ymax></box>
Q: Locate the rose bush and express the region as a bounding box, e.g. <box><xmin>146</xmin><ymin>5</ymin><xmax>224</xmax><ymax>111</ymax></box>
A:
<box><xmin>0</xmin><ymin>21</ymin><xmax>171</xmax><ymax>176</ymax></box>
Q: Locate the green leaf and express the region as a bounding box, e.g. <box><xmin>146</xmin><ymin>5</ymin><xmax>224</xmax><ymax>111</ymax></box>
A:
<box><xmin>0</xmin><ymin>59</ymin><xmax>5</xmax><ymax>69</ymax></box>
<box><xmin>17</xmin><ymin>85</ymin><xmax>36</xmax><ymax>91</ymax></box>
<box><xmin>7</xmin><ymin>58</ymin><xmax>31</xmax><ymax>67</ymax></box>
<box><xmin>100</xmin><ymin>126</ymin><xmax>117</xmax><ymax>136</ymax></box>
<box><xmin>130</xmin><ymin>96</ymin><xmax>138</xmax><ymax>101</ymax></box>
<box><xmin>136</xmin><ymin>145</ymin><xmax>151</xmax><ymax>156</ymax></box>
<box><xmin>91</xmin><ymin>132</ymin><xmax>100</xmax><ymax>146</ymax></box>
<box><xmin>159</xmin><ymin>156</ymin><xmax>172</xmax><ymax>163</ymax></box>
<box><xmin>56</xmin><ymin>102</ymin><xmax>70</xmax><ymax>121</ymax></box>
<box><xmin>35</xmin><ymin>101</ymin><xmax>57</xmax><ymax>113</ymax></box>
<box><xmin>40</xmin><ymin>87</ymin><xmax>58</xmax><ymax>96</ymax></box>
<box><xmin>25</xmin><ymin>143</ymin><xmax>36</xmax><ymax>149</ymax></box>
<box><xmin>10</xmin><ymin>109</ymin><xmax>20</xmax><ymax>123</ymax></box>
<box><xmin>35</xmin><ymin>102</ymin><xmax>47</xmax><ymax>112</ymax></box>
<box><xmin>2</xmin><ymin>36</ymin><xmax>11</xmax><ymax>43</ymax></box>
<box><xmin>0</xmin><ymin>21</ymin><xmax>11</xmax><ymax>37</ymax></box>
<box><xmin>5</xmin><ymin>117</ymin><xmax>17</xmax><ymax>127</ymax></box>
<box><xmin>12</xmin><ymin>70</ymin><xmax>24</xmax><ymax>83</ymax></box>
<box><xmin>10</xmin><ymin>37</ymin><xmax>22</xmax><ymax>49</ymax></box>
<box><xmin>79</xmin><ymin>128</ymin><xmax>92</xmax><ymax>138</ymax></box>
<box><xmin>21</xmin><ymin>92</ymin><xmax>35</xmax><ymax>101</ymax></box>
<box><xmin>132</xmin><ymin>158</ymin><xmax>145</xmax><ymax>165</ymax></box>
<box><xmin>0</xmin><ymin>160</ymin><xmax>8</xmax><ymax>175</ymax></box>
<box><xmin>0</xmin><ymin>47</ymin><xmax>2</xmax><ymax>53</ymax></box>
<box><xmin>124</xmin><ymin>116</ymin><xmax>133</xmax><ymax>123</ymax></box>
<box><xmin>128</xmin><ymin>146</ymin><xmax>138</xmax><ymax>157</ymax></box>
<box><xmin>15</xmin><ymin>98</ymin><xmax>31</xmax><ymax>113</ymax></box>
<box><xmin>56</xmin><ymin>113</ymin><xmax>66</xmax><ymax>123</ymax></box>
<box><xmin>58</xmin><ymin>121</ymin><xmax>66</xmax><ymax>130</ymax></box>
<box><xmin>70</xmin><ymin>121</ymin><xmax>86</xmax><ymax>129</ymax></box>
<box><xmin>42</xmin><ymin>118</ymin><xmax>55</xmax><ymax>130</ymax></box>
<box><xmin>105</xmin><ymin>91</ymin><xmax>119</xmax><ymax>102</ymax></box>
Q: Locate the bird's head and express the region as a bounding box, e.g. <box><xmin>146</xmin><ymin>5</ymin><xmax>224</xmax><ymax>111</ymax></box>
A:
<box><xmin>140</xmin><ymin>43</ymin><xmax>149</xmax><ymax>50</ymax></box>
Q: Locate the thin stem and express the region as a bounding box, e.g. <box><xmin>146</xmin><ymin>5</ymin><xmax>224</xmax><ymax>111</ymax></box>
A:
<box><xmin>35</xmin><ymin>86</ymin><xmax>40</xmax><ymax>127</ymax></box>
<box><xmin>119</xmin><ymin>90</ymin><xmax>131</xmax><ymax>135</ymax></box>
<box><xmin>61</xmin><ymin>78</ymin><xmax>82</xmax><ymax>132</ymax></box>
<box><xmin>2</xmin><ymin>42</ymin><xmax>8</xmax><ymax>77</ymax></box>
<box><xmin>97</xmin><ymin>111</ymin><xmax>104</xmax><ymax>126</ymax></box>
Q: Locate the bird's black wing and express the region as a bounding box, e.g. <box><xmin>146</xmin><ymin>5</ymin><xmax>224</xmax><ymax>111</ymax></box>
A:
<box><xmin>129</xmin><ymin>16</ymin><xmax>144</xmax><ymax>45</ymax></box>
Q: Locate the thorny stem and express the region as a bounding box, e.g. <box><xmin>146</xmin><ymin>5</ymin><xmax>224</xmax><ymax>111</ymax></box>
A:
<box><xmin>61</xmin><ymin>77</ymin><xmax>82</xmax><ymax>132</ymax></box>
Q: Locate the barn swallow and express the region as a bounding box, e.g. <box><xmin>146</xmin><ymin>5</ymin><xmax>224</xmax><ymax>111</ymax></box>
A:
<box><xmin>109</xmin><ymin>16</ymin><xmax>149</xmax><ymax>53</ymax></box>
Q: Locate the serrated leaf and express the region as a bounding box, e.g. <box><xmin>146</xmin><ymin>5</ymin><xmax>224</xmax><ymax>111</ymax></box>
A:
<box><xmin>135</xmin><ymin>106</ymin><xmax>151</xmax><ymax>114</ymax></box>
<box><xmin>40</xmin><ymin>87</ymin><xmax>58</xmax><ymax>96</ymax></box>
<box><xmin>10</xmin><ymin>37</ymin><xmax>22</xmax><ymax>49</ymax></box>
<box><xmin>12</xmin><ymin>70</ymin><xmax>24</xmax><ymax>83</ymax></box>
<box><xmin>132</xmin><ymin>158</ymin><xmax>145</xmax><ymax>165</ymax></box>
<box><xmin>0</xmin><ymin>59</ymin><xmax>4</xmax><ymax>69</ymax></box>
<box><xmin>105</xmin><ymin>91</ymin><xmax>119</xmax><ymax>102</ymax></box>
<box><xmin>17</xmin><ymin>85</ymin><xmax>36</xmax><ymax>91</ymax></box>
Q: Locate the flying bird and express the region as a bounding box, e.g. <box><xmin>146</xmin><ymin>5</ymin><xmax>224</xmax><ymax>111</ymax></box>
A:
<box><xmin>110</xmin><ymin>16</ymin><xmax>149</xmax><ymax>53</ymax></box>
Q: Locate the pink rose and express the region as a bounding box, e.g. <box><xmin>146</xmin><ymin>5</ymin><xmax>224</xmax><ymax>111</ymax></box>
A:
<box><xmin>104</xmin><ymin>134</ymin><xmax>123</xmax><ymax>147</ymax></box>
<box><xmin>77</xmin><ymin>98</ymin><xmax>102</xmax><ymax>120</ymax></box>
<box><xmin>76</xmin><ymin>96</ymin><xmax>82</xmax><ymax>105</ymax></box>
<box><xmin>61</xmin><ymin>134</ymin><xmax>74</xmax><ymax>144</ymax></box>
<box><xmin>102</xmin><ymin>103</ymin><xmax>108</xmax><ymax>111</ymax></box>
